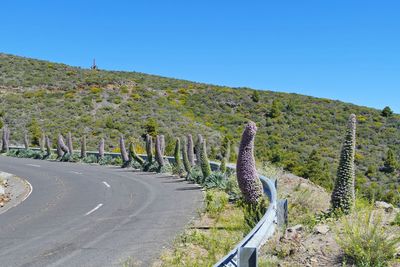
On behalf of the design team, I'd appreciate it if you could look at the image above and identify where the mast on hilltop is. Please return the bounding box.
[91,58,98,70]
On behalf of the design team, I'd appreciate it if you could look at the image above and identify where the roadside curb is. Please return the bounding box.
[0,171,32,215]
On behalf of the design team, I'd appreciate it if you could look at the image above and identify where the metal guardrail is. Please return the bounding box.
[214,172,287,267]
[8,146,287,266]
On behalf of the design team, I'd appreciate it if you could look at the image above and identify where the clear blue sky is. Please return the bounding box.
[1,0,399,113]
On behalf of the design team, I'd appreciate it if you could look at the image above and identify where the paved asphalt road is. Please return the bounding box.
[0,156,203,267]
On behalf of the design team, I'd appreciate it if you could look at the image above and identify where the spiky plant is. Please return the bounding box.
[155,135,164,167]
[80,135,87,158]
[187,134,195,166]
[67,132,73,154]
[1,125,9,153]
[200,139,212,182]
[195,134,203,166]
[236,121,263,205]
[23,133,29,150]
[330,114,357,214]
[182,137,192,177]
[145,134,153,162]
[119,134,129,164]
[128,142,144,166]
[98,138,105,159]
[174,138,184,175]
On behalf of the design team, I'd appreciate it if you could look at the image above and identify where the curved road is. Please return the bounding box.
[0,156,203,267]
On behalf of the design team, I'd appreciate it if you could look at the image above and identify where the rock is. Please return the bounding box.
[287,224,303,233]
[0,185,4,195]
[375,201,394,212]
[314,225,330,235]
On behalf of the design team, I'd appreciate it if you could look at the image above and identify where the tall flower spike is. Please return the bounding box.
[57,134,69,159]
[80,135,87,158]
[119,134,129,163]
[146,134,153,162]
[187,134,195,166]
[98,138,105,159]
[236,121,263,205]
[155,135,164,167]
[24,133,29,150]
[160,135,165,156]
[182,137,192,176]
[195,134,203,166]
[200,139,212,180]
[330,114,357,214]
[45,135,52,157]
[40,133,46,152]
[67,132,73,154]
[174,138,183,172]
[1,125,9,153]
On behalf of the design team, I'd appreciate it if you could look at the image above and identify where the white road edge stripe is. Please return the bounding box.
[70,171,83,175]
[85,203,103,216]
[102,181,111,188]
[26,164,41,168]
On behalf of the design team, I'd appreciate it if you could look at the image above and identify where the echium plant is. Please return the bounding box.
[67,132,73,154]
[40,133,46,152]
[24,133,29,150]
[155,135,164,167]
[98,138,105,159]
[330,114,357,214]
[80,135,87,158]
[174,138,183,174]
[200,139,212,181]
[187,134,195,166]
[119,134,129,164]
[57,134,69,158]
[45,135,52,157]
[182,137,192,176]
[145,134,153,162]
[1,125,10,153]
[195,134,203,166]
[160,135,165,156]
[128,142,144,166]
[236,121,263,205]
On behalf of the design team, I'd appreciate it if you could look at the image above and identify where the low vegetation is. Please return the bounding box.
[0,53,399,207]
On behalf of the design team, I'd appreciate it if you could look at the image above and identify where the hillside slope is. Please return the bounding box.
[0,53,399,205]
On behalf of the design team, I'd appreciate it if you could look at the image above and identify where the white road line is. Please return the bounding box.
[102,181,111,188]
[85,203,103,216]
[70,171,83,175]
[26,164,41,168]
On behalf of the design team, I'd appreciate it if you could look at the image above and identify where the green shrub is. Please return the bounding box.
[205,190,229,217]
[336,206,400,267]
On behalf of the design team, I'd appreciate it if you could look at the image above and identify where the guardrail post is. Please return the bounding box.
[238,247,257,267]
[277,199,288,227]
